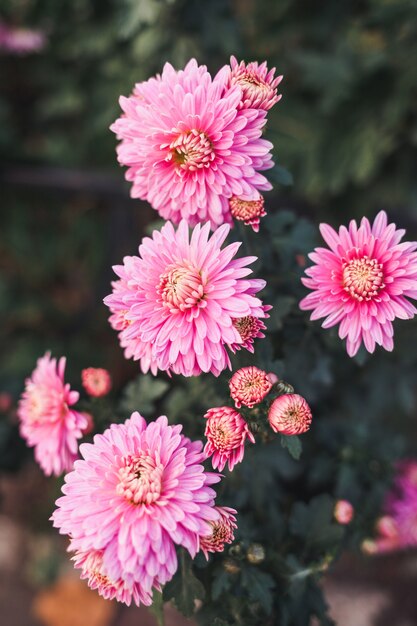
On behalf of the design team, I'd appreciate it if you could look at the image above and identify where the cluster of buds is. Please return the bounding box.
[203,366,313,474]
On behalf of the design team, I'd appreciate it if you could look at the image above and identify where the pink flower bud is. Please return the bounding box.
[80,412,94,436]
[200,506,237,559]
[81,368,112,397]
[229,366,272,409]
[204,406,255,472]
[334,500,354,525]
[268,394,312,436]
[266,372,279,385]
[229,196,266,232]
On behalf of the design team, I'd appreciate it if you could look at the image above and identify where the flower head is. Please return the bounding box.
[200,506,237,559]
[104,220,269,377]
[229,195,266,232]
[230,314,269,353]
[300,211,417,356]
[334,500,354,525]
[17,353,88,476]
[228,56,283,111]
[268,393,312,436]
[204,406,255,471]
[111,59,274,228]
[229,366,272,408]
[0,21,46,55]
[52,412,221,606]
[82,368,112,397]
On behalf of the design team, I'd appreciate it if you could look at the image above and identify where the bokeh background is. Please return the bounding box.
[1,1,417,625]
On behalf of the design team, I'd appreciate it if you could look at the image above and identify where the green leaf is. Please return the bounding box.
[163,551,205,618]
[241,566,275,614]
[281,435,302,460]
[149,590,165,626]
[120,375,169,416]
[211,570,232,601]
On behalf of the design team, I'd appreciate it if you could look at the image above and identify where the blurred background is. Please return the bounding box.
[1,1,417,625]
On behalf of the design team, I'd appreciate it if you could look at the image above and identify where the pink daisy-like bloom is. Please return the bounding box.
[268,393,312,436]
[300,211,417,357]
[204,406,255,472]
[104,220,269,377]
[52,412,221,606]
[228,56,283,111]
[17,353,88,476]
[111,58,274,228]
[229,366,272,408]
[200,506,237,559]
[81,367,112,397]
[334,500,354,525]
[229,195,266,232]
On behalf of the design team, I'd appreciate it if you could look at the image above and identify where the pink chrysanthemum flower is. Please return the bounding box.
[111,59,274,228]
[104,220,269,377]
[229,195,267,232]
[200,506,237,559]
[230,314,269,354]
[17,353,88,476]
[52,412,221,606]
[204,406,255,472]
[228,56,283,111]
[268,394,312,436]
[385,460,417,547]
[334,500,354,525]
[229,366,272,408]
[81,368,112,397]
[300,211,417,357]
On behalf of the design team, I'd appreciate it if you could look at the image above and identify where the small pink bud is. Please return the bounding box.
[376,516,398,539]
[268,394,312,436]
[80,412,94,435]
[200,506,237,559]
[266,372,279,385]
[334,500,354,525]
[0,392,13,412]
[81,368,112,397]
[204,406,255,472]
[229,366,272,408]
[361,539,378,555]
[229,196,266,232]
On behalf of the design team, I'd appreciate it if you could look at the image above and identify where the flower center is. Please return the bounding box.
[158,262,206,313]
[116,454,163,505]
[342,256,385,301]
[168,130,215,172]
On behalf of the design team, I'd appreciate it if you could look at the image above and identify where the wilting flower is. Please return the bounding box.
[228,56,283,111]
[204,406,255,471]
[104,220,269,377]
[268,393,312,436]
[200,506,237,559]
[0,21,46,54]
[111,58,274,228]
[81,368,112,397]
[229,195,266,232]
[334,500,354,525]
[52,412,221,606]
[229,366,272,408]
[17,353,88,476]
[300,211,417,356]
